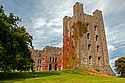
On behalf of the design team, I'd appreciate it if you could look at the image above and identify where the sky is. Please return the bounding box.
[0,0,125,70]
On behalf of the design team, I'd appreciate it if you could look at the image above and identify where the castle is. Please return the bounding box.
[63,2,114,76]
[31,2,114,76]
[30,46,62,71]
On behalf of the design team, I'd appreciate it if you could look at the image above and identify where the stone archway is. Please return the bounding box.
[54,64,57,70]
[49,64,52,70]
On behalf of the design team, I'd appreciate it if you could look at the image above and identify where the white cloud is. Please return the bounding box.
[109,57,119,68]
[32,18,46,29]
[46,18,62,27]
[2,0,125,54]
[108,45,117,51]
[107,24,125,50]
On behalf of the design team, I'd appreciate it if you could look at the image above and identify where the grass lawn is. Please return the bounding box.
[0,70,125,83]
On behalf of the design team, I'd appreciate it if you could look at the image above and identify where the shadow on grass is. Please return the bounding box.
[0,71,60,81]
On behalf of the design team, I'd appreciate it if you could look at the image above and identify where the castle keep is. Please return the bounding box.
[63,2,114,75]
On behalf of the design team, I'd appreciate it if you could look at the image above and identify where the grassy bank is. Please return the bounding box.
[0,70,125,83]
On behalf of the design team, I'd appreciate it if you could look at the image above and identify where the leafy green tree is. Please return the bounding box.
[115,57,125,78]
[0,5,33,73]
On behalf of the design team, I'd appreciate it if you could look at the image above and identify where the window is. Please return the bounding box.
[86,23,89,27]
[38,59,39,64]
[49,64,52,70]
[95,26,97,31]
[39,60,41,64]
[55,57,57,62]
[89,56,92,64]
[98,57,101,65]
[72,57,75,60]
[87,33,90,39]
[97,46,99,52]
[88,44,91,51]
[53,57,54,61]
[96,35,98,41]
[50,57,52,61]
[39,54,41,57]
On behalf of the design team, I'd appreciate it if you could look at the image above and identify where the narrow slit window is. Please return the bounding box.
[87,33,90,39]
[88,44,91,51]
[50,57,51,61]
[97,46,99,52]
[53,57,54,62]
[98,57,101,65]
[39,59,41,64]
[96,35,98,41]
[55,57,57,62]
[86,23,89,27]
[89,56,92,64]
[95,26,97,31]
[38,59,39,64]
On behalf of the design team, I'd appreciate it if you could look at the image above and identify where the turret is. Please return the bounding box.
[93,9,103,22]
[73,2,84,18]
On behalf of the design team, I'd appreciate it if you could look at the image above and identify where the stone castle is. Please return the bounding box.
[63,2,114,76]
[31,2,114,76]
[30,46,62,71]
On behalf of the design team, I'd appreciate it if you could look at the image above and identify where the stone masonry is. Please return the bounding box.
[63,2,114,76]
[30,46,62,71]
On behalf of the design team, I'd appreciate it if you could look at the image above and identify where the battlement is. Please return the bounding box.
[73,2,84,16]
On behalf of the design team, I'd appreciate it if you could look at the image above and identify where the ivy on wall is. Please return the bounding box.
[63,20,87,69]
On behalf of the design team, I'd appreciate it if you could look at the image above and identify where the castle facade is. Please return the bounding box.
[63,2,114,76]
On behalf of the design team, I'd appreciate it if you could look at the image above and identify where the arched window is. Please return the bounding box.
[86,23,89,27]
[38,59,39,64]
[97,46,99,52]
[39,59,41,64]
[95,26,97,31]
[50,57,52,61]
[98,57,101,66]
[49,64,52,70]
[89,56,92,64]
[96,35,98,41]
[39,54,41,57]
[53,57,54,62]
[87,33,90,39]
[88,44,91,51]
[55,57,57,62]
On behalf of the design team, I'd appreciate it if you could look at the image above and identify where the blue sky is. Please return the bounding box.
[0,0,125,69]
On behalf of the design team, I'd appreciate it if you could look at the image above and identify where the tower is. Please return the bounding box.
[63,2,114,76]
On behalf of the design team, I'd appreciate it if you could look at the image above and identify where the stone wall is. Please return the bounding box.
[30,46,62,71]
[63,2,114,76]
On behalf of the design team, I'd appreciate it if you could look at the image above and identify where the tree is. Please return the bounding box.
[0,5,34,73]
[115,57,125,78]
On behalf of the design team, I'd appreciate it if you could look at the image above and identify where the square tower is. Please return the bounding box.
[63,2,114,76]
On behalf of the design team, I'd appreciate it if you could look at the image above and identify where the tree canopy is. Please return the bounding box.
[115,57,125,78]
[0,5,33,73]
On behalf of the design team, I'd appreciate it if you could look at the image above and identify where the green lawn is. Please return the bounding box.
[0,70,125,83]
